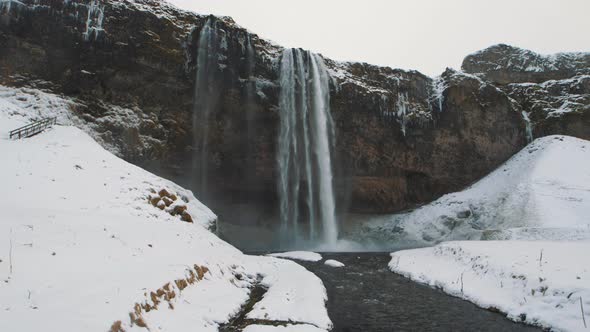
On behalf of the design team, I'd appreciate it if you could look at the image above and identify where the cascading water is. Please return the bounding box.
[192,17,222,199]
[277,48,338,247]
[522,111,534,143]
[243,34,257,196]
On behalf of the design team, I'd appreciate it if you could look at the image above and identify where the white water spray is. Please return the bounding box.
[277,49,338,247]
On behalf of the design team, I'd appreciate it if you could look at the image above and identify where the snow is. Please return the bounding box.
[508,75,590,120]
[248,257,332,330]
[243,324,326,332]
[0,86,331,331]
[382,134,590,331]
[390,241,590,331]
[267,251,323,262]
[361,135,590,246]
[324,259,345,268]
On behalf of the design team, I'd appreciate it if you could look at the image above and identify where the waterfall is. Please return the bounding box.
[192,17,222,198]
[243,34,257,200]
[277,48,338,247]
[522,111,534,143]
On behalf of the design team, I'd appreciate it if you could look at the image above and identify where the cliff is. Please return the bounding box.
[1,0,587,222]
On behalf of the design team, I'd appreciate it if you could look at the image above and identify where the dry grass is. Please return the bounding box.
[119,264,210,330]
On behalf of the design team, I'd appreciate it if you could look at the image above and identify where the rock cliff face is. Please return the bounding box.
[462,44,590,142]
[0,1,587,225]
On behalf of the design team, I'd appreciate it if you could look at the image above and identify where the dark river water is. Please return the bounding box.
[295,253,540,332]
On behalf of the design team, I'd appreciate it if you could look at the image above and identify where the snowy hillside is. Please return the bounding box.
[381,134,590,331]
[361,135,590,246]
[0,86,332,331]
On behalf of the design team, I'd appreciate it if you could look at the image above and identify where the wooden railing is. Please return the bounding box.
[9,117,57,139]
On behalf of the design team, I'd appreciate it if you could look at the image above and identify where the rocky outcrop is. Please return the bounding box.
[329,67,526,213]
[462,43,590,84]
[0,0,586,222]
[463,44,590,141]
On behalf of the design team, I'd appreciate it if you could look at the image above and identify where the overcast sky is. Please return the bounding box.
[169,0,590,76]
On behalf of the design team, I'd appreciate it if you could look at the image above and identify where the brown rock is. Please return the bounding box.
[171,205,187,216]
[158,189,171,198]
[180,211,193,223]
[149,196,160,207]
[109,321,124,332]
[161,196,173,207]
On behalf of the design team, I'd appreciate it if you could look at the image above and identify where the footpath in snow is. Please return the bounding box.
[0,85,332,332]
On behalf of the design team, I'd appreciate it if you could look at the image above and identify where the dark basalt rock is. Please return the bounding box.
[462,44,590,84]
[463,44,590,141]
[0,0,587,222]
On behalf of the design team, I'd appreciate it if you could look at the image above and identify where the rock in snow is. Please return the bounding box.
[267,251,323,262]
[0,86,332,332]
[390,241,590,331]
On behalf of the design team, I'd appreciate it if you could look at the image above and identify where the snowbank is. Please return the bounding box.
[248,257,332,330]
[267,251,323,262]
[0,86,331,332]
[362,135,590,246]
[390,241,590,331]
[324,260,345,268]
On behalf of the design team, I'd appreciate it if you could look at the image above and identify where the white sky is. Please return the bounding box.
[169,0,590,76]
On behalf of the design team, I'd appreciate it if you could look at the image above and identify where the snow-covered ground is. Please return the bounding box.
[362,135,590,246]
[390,241,590,331]
[0,85,332,331]
[268,251,323,262]
[385,135,590,331]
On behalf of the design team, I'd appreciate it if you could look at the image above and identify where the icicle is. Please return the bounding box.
[396,92,410,136]
[82,0,104,41]
[430,76,446,112]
